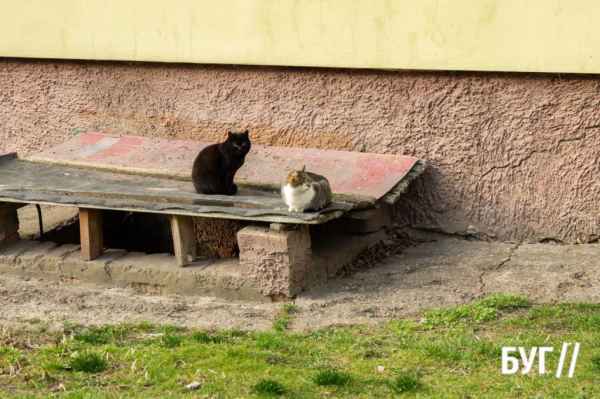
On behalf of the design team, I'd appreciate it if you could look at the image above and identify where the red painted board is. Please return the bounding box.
[24,133,419,202]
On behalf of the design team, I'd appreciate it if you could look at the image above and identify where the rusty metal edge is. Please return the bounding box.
[378,159,427,205]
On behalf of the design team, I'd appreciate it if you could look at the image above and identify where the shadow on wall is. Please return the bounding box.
[393,165,467,238]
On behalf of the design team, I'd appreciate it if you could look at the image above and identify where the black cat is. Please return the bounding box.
[191,130,251,195]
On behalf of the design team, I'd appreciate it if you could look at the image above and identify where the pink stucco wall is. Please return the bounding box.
[1,59,598,243]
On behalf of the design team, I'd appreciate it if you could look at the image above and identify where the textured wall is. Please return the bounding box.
[1,59,599,243]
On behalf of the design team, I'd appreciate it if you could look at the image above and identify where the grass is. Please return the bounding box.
[1,294,600,397]
[591,355,600,371]
[159,333,184,348]
[272,302,300,332]
[312,368,354,386]
[72,325,128,345]
[69,352,108,373]
[252,378,286,396]
[390,374,422,393]
[422,294,531,326]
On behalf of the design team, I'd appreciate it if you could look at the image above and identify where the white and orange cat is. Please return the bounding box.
[281,166,333,212]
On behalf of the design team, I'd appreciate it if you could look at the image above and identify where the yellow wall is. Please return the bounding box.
[1,0,599,73]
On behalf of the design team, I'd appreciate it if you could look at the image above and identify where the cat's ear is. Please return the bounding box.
[301,165,306,172]
[243,130,249,136]
[227,131,232,139]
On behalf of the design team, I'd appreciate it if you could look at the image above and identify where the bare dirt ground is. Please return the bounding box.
[2,205,600,332]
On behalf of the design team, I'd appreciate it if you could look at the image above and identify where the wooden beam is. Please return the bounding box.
[80,208,103,261]
[171,215,197,267]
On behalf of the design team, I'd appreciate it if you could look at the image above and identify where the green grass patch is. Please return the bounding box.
[273,316,294,332]
[137,320,154,331]
[272,303,300,332]
[73,325,128,345]
[2,294,600,398]
[390,374,422,393]
[252,378,286,396]
[282,303,300,315]
[312,368,354,386]
[192,330,226,344]
[424,294,531,326]
[69,352,108,373]
[160,333,184,348]
[477,294,531,310]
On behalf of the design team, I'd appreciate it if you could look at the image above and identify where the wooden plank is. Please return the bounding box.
[171,215,197,267]
[79,208,103,261]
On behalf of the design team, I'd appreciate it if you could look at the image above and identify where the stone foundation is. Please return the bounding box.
[317,205,393,235]
[0,205,388,300]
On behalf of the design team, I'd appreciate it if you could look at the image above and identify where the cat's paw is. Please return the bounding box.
[227,184,238,196]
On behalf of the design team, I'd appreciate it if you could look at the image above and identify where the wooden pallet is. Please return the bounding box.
[1,133,424,266]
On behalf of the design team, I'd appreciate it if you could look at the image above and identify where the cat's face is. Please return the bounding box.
[287,166,309,188]
[227,130,251,155]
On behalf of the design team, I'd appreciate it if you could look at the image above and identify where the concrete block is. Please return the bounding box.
[317,205,393,235]
[59,248,127,284]
[312,229,388,279]
[108,252,267,301]
[237,224,312,297]
[0,240,59,280]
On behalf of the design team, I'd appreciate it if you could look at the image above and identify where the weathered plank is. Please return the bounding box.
[80,208,103,261]
[170,215,197,267]
[0,153,350,224]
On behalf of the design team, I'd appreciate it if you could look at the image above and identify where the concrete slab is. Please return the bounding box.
[1,237,600,331]
[0,241,266,301]
[0,225,386,302]
[0,240,57,264]
[482,243,600,303]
